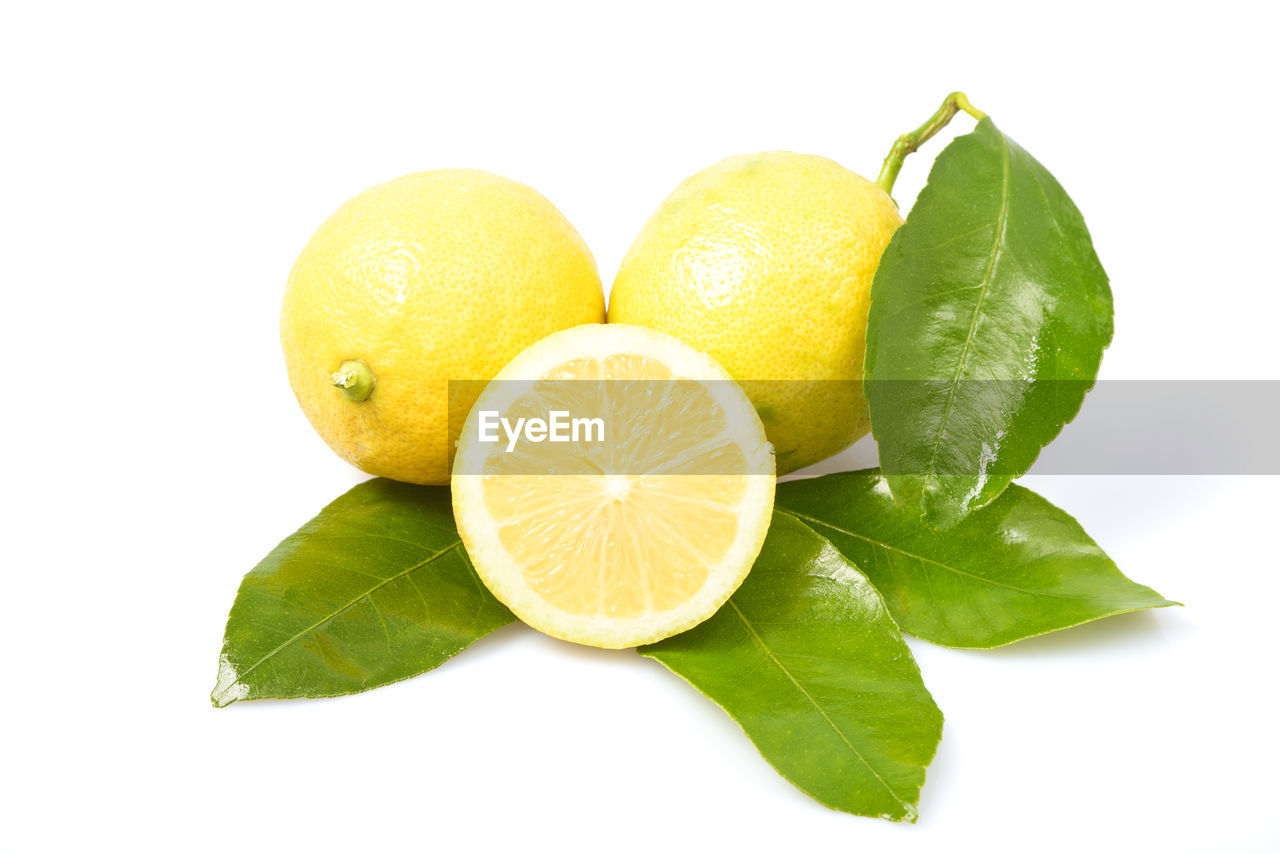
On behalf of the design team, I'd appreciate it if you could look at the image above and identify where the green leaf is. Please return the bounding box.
[641,513,943,822]
[865,117,1114,529]
[212,479,513,707]
[775,469,1177,649]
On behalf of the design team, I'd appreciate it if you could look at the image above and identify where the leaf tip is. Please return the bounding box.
[211,653,249,708]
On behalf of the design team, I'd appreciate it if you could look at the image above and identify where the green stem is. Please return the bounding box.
[875,92,987,197]
[331,360,375,402]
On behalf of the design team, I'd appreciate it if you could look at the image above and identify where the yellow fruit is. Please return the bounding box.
[608,152,902,473]
[281,170,604,484]
[452,324,775,648]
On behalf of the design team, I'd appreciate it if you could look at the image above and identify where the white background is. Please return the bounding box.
[4,1,1278,851]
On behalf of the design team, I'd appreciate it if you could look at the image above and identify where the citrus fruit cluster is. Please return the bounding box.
[281,159,900,646]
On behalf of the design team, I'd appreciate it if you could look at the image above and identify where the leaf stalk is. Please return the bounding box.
[875,92,986,197]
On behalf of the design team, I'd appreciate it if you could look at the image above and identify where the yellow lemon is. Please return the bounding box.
[452,324,775,648]
[608,152,902,473]
[281,170,604,484]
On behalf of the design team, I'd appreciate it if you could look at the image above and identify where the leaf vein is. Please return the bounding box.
[923,131,1012,479]
[775,507,1105,601]
[725,599,911,813]
[216,541,463,699]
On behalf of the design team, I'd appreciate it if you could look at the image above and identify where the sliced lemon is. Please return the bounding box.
[452,323,775,648]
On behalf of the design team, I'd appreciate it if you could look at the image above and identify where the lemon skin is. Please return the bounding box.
[282,170,605,484]
[608,152,901,473]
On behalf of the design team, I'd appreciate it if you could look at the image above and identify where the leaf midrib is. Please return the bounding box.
[724,599,912,815]
[923,130,1013,480]
[214,541,464,701]
[775,506,1113,602]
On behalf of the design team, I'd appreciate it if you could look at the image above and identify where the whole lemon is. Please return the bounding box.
[607,152,901,473]
[282,170,604,484]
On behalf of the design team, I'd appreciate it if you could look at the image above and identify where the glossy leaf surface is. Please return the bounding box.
[642,513,942,821]
[776,470,1176,648]
[212,480,513,707]
[865,117,1114,528]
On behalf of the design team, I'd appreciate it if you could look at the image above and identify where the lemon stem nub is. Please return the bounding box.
[875,91,987,198]
[331,360,375,402]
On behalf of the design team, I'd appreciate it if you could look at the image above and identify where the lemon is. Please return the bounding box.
[452,324,775,648]
[281,170,604,485]
[608,152,902,473]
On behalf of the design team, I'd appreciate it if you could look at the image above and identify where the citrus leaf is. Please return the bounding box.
[865,117,1114,529]
[212,479,513,707]
[641,513,943,822]
[776,469,1177,649]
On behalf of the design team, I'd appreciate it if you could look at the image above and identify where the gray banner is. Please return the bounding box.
[448,380,1280,475]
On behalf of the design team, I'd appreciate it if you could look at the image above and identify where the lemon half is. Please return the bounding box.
[452,324,775,648]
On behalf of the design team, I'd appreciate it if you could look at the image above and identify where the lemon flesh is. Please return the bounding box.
[452,324,775,649]
[281,169,604,485]
[608,151,902,473]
